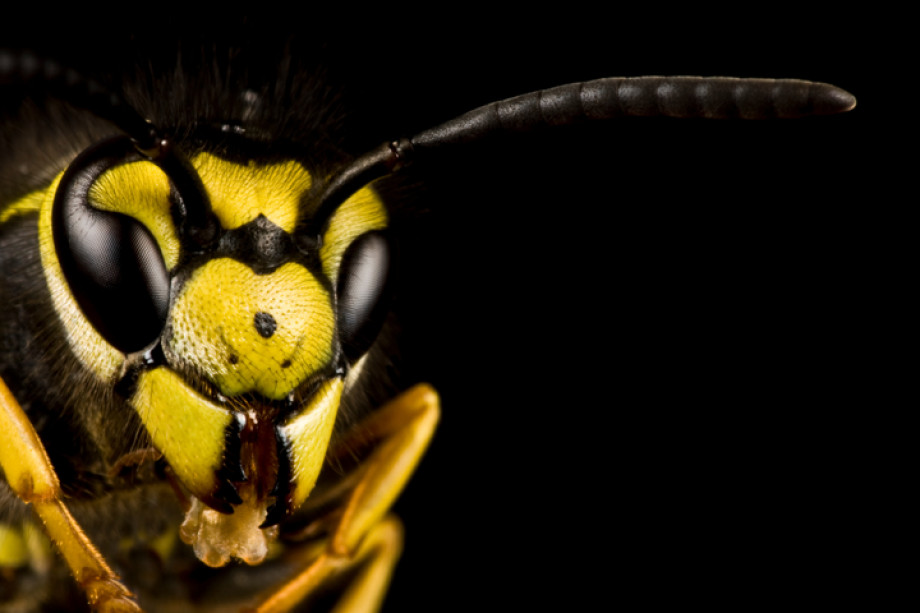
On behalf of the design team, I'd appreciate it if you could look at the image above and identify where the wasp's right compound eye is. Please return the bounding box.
[52,138,170,355]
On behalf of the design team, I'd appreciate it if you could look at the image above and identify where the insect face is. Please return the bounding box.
[28,129,394,567]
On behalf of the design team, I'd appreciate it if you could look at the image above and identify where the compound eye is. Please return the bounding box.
[52,138,170,354]
[336,230,394,363]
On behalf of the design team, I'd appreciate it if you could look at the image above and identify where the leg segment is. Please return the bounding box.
[0,376,141,612]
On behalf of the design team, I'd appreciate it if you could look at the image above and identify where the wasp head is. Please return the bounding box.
[39,136,392,567]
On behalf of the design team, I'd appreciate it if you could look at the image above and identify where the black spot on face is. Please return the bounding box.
[229,354,239,364]
[254,311,277,338]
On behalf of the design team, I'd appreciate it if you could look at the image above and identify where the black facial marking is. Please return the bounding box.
[254,311,277,338]
[219,214,297,275]
[261,426,294,528]
[172,213,334,299]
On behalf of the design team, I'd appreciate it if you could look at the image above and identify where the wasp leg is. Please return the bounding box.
[329,516,404,613]
[255,383,439,613]
[0,376,142,612]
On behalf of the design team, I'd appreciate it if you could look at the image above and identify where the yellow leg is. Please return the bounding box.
[0,376,141,612]
[330,516,404,613]
[254,383,440,613]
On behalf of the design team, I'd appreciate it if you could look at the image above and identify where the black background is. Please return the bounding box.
[3,9,876,611]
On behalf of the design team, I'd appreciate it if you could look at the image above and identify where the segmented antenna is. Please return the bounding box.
[305,76,856,237]
[413,77,855,149]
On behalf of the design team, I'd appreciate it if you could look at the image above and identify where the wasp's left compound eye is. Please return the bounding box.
[336,230,394,363]
[52,138,170,354]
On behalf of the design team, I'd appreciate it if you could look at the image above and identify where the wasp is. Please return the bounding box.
[0,29,857,612]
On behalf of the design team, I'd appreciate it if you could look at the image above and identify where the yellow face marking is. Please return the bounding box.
[88,161,180,269]
[280,378,344,508]
[168,259,334,399]
[132,367,234,497]
[193,154,311,232]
